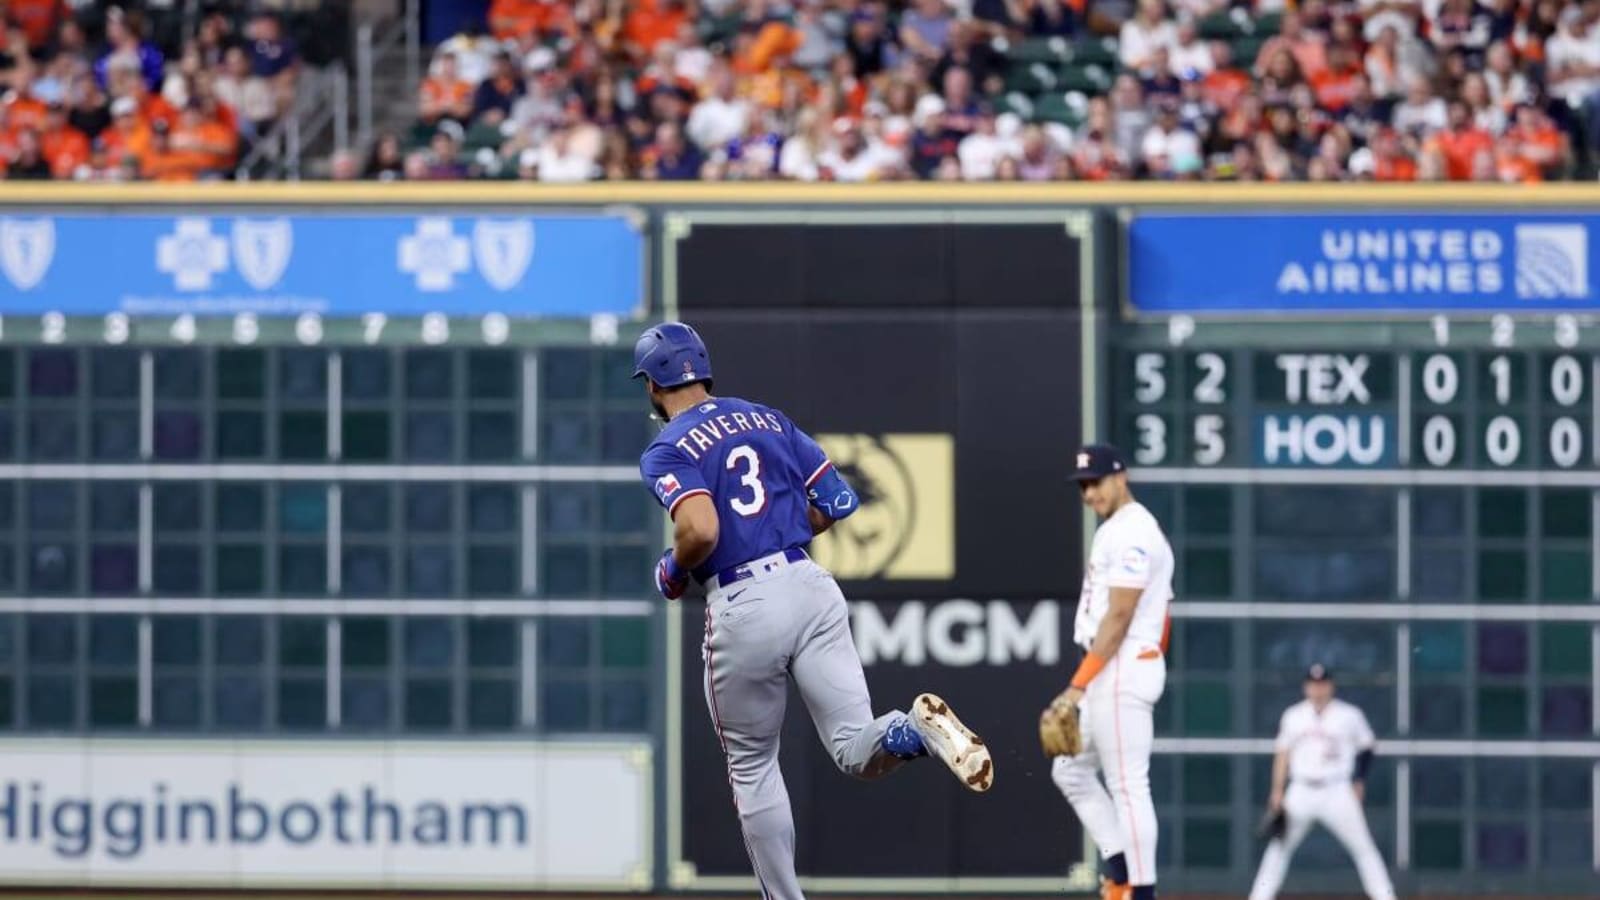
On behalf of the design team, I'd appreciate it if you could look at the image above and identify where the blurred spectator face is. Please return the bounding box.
[1306,156,1334,181]
[1447,101,1470,130]
[1327,45,1353,73]
[403,151,430,179]
[1280,12,1302,39]
[942,66,971,105]
[995,156,1021,181]
[1329,17,1357,47]
[1148,46,1171,76]
[1112,75,1142,108]
[438,54,460,82]
[376,135,401,166]
[1406,78,1432,105]
[934,155,961,180]
[107,13,132,48]
[1209,41,1233,70]
[58,20,85,54]
[1462,74,1489,108]
[1486,41,1514,75]
[916,0,946,20]
[225,47,250,78]
[1266,50,1297,84]
[1137,0,1165,24]
[656,122,686,154]
[431,132,459,164]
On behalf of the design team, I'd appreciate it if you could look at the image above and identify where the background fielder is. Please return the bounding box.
[634,322,994,900]
[1045,444,1172,900]
[1248,664,1396,900]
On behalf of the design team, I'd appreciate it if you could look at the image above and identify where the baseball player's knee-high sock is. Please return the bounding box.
[1051,754,1126,861]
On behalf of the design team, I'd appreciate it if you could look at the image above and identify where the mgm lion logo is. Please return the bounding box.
[809,433,954,580]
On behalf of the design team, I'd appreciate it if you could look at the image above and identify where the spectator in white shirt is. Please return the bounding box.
[1141,98,1201,177]
[686,64,750,151]
[817,117,901,181]
[1169,18,1214,77]
[1358,0,1423,42]
[435,21,498,86]
[958,112,1023,179]
[1545,6,1600,109]
[1391,75,1448,136]
[1119,0,1179,71]
[1482,40,1530,112]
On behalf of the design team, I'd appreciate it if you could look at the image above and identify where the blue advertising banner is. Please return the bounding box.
[1129,213,1596,313]
[0,211,642,316]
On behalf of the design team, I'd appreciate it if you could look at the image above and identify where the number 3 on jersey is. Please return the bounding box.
[726,446,767,516]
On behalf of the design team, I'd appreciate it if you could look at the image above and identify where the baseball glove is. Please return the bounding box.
[1256,808,1287,842]
[1038,697,1083,757]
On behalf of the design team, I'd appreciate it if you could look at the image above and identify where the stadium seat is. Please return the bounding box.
[1071,38,1119,68]
[1006,61,1060,94]
[1010,35,1074,66]
[1033,92,1087,127]
[1058,64,1112,96]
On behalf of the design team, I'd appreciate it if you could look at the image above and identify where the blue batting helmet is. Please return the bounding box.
[631,322,713,388]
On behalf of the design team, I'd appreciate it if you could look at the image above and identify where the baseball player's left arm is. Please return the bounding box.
[1350,708,1378,803]
[1057,544,1152,705]
[788,421,858,535]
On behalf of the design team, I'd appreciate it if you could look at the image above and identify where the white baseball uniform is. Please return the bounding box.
[1248,698,1396,900]
[1051,500,1172,887]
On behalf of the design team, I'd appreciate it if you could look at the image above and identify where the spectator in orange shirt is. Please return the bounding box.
[1202,42,1252,112]
[419,52,473,127]
[167,101,237,177]
[1369,127,1418,181]
[4,76,48,133]
[1426,100,1495,179]
[9,0,69,53]
[1496,102,1569,181]
[488,0,575,41]
[38,100,88,178]
[109,65,177,131]
[1256,11,1328,80]
[1309,43,1363,112]
[140,120,195,181]
[624,0,690,60]
[99,94,151,170]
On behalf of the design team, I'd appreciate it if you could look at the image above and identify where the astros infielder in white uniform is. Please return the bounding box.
[1248,664,1396,900]
[1049,444,1172,900]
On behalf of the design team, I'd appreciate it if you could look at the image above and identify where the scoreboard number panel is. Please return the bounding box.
[0,312,617,348]
[1115,349,1240,467]
[1120,338,1598,472]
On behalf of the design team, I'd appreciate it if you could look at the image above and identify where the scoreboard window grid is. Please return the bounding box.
[1118,340,1599,881]
[0,344,659,737]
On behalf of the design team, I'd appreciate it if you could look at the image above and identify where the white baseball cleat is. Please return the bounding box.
[911,692,994,792]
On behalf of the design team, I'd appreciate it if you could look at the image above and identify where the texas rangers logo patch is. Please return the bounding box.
[655,473,682,498]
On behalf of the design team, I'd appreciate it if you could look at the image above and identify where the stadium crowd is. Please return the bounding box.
[0,1,320,181]
[360,0,1598,183]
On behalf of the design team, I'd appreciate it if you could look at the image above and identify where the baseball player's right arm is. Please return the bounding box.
[642,445,720,598]
[1269,710,1292,811]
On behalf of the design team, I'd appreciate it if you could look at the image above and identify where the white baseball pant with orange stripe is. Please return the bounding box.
[1051,640,1167,887]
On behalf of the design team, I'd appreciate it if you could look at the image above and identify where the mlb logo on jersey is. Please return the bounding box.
[1119,546,1150,577]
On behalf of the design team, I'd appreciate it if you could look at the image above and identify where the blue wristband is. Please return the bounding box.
[661,549,687,582]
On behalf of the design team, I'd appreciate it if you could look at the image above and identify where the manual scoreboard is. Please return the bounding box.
[1115,317,1596,473]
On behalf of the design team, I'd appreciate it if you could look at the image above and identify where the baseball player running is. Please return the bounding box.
[1040,444,1172,900]
[634,322,994,900]
[1248,664,1396,900]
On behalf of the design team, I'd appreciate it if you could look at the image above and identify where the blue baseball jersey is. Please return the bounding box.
[640,396,832,582]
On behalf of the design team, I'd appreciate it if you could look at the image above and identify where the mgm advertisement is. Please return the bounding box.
[664,214,1096,891]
